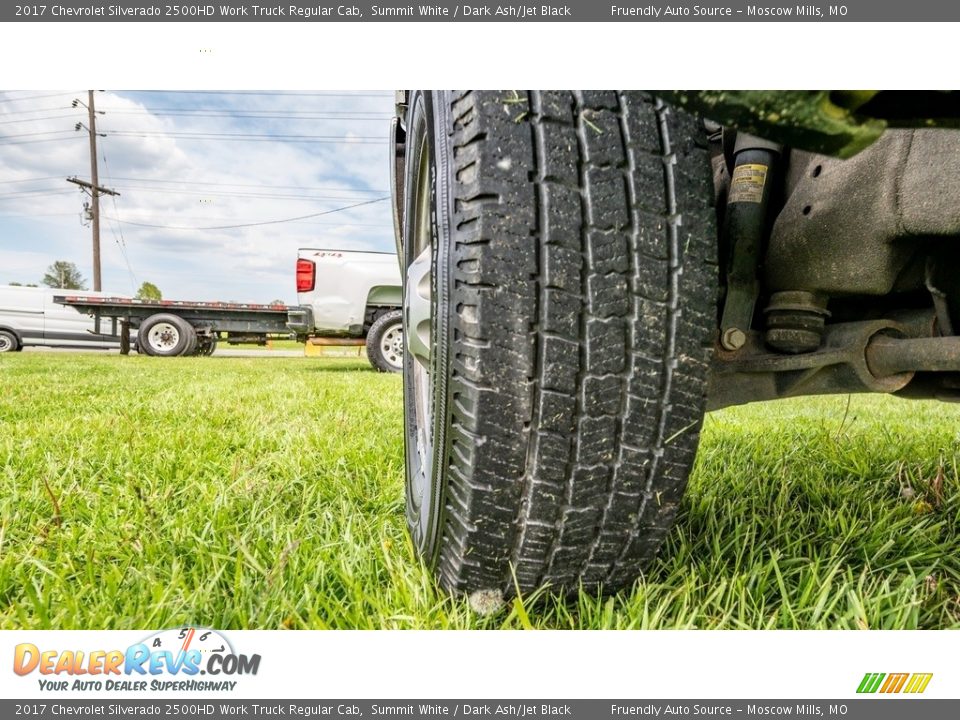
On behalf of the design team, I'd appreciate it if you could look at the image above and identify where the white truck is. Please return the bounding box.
[286,248,403,372]
[4,249,402,371]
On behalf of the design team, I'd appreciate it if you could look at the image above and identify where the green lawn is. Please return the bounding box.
[0,353,957,629]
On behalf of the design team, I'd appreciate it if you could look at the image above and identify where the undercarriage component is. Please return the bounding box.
[225,333,267,345]
[711,308,960,409]
[766,130,960,300]
[866,336,960,377]
[659,91,960,159]
[719,133,781,351]
[764,290,830,354]
[659,91,886,159]
[708,319,916,411]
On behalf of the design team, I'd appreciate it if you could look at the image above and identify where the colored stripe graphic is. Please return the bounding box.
[904,673,934,694]
[857,673,885,693]
[857,672,932,694]
[880,673,909,693]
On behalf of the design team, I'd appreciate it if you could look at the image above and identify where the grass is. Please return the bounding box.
[0,353,958,629]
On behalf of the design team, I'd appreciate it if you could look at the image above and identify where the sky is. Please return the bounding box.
[0,90,394,304]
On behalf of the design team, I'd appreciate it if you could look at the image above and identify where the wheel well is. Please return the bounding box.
[364,305,401,333]
[367,284,402,308]
[0,326,22,345]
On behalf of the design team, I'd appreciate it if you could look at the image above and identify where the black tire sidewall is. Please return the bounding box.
[139,314,197,357]
[402,91,453,566]
[0,330,18,352]
[201,334,218,356]
[366,310,403,372]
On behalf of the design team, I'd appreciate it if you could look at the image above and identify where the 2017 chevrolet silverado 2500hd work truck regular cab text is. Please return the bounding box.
[390,90,960,599]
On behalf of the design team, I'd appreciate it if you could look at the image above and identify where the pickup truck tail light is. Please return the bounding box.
[296,259,315,293]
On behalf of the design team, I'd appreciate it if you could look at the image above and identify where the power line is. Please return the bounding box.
[0,212,80,218]
[1,126,387,144]
[0,137,84,146]
[0,105,75,115]
[0,191,75,201]
[101,106,390,114]
[0,184,388,203]
[99,109,391,119]
[0,176,67,184]
[115,216,390,227]
[108,209,391,225]
[129,91,392,98]
[108,185,384,202]
[0,92,79,104]
[112,131,385,139]
[0,113,83,125]
[105,134,387,145]
[104,196,388,231]
[0,129,76,139]
[103,211,138,292]
[0,187,78,198]
[108,176,388,193]
[104,130,387,145]
[100,140,138,292]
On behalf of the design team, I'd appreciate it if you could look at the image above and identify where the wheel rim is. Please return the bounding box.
[0,335,13,352]
[379,322,404,369]
[405,125,435,548]
[147,322,180,352]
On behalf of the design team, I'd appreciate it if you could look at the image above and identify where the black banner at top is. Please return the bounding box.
[1,0,957,22]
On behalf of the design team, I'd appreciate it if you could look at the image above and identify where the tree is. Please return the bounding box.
[9,282,38,287]
[135,282,162,301]
[270,299,286,306]
[41,261,87,290]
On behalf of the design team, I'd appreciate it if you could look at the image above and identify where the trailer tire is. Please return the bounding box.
[139,313,198,357]
[366,309,403,373]
[402,91,718,597]
[197,333,218,356]
[0,330,19,353]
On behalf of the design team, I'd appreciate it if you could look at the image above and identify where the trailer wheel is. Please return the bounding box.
[139,313,198,357]
[366,309,403,372]
[197,333,218,356]
[0,330,19,353]
[401,91,718,597]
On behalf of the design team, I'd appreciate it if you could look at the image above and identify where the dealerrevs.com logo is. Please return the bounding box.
[857,672,933,694]
[13,627,261,693]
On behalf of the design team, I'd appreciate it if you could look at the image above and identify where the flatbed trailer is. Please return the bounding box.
[55,295,296,356]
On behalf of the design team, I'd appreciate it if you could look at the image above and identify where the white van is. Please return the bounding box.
[0,285,126,353]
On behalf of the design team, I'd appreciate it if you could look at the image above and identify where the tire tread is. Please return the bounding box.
[435,91,717,595]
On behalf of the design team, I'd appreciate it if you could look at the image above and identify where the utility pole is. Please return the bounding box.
[70,91,118,291]
[87,90,102,292]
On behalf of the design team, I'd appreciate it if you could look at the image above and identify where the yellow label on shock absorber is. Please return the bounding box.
[728,163,769,203]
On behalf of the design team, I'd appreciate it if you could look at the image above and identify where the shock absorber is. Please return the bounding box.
[719,133,782,351]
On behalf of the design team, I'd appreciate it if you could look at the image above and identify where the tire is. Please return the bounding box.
[197,333,218,356]
[139,314,198,357]
[401,91,718,597]
[0,330,19,353]
[366,309,404,373]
